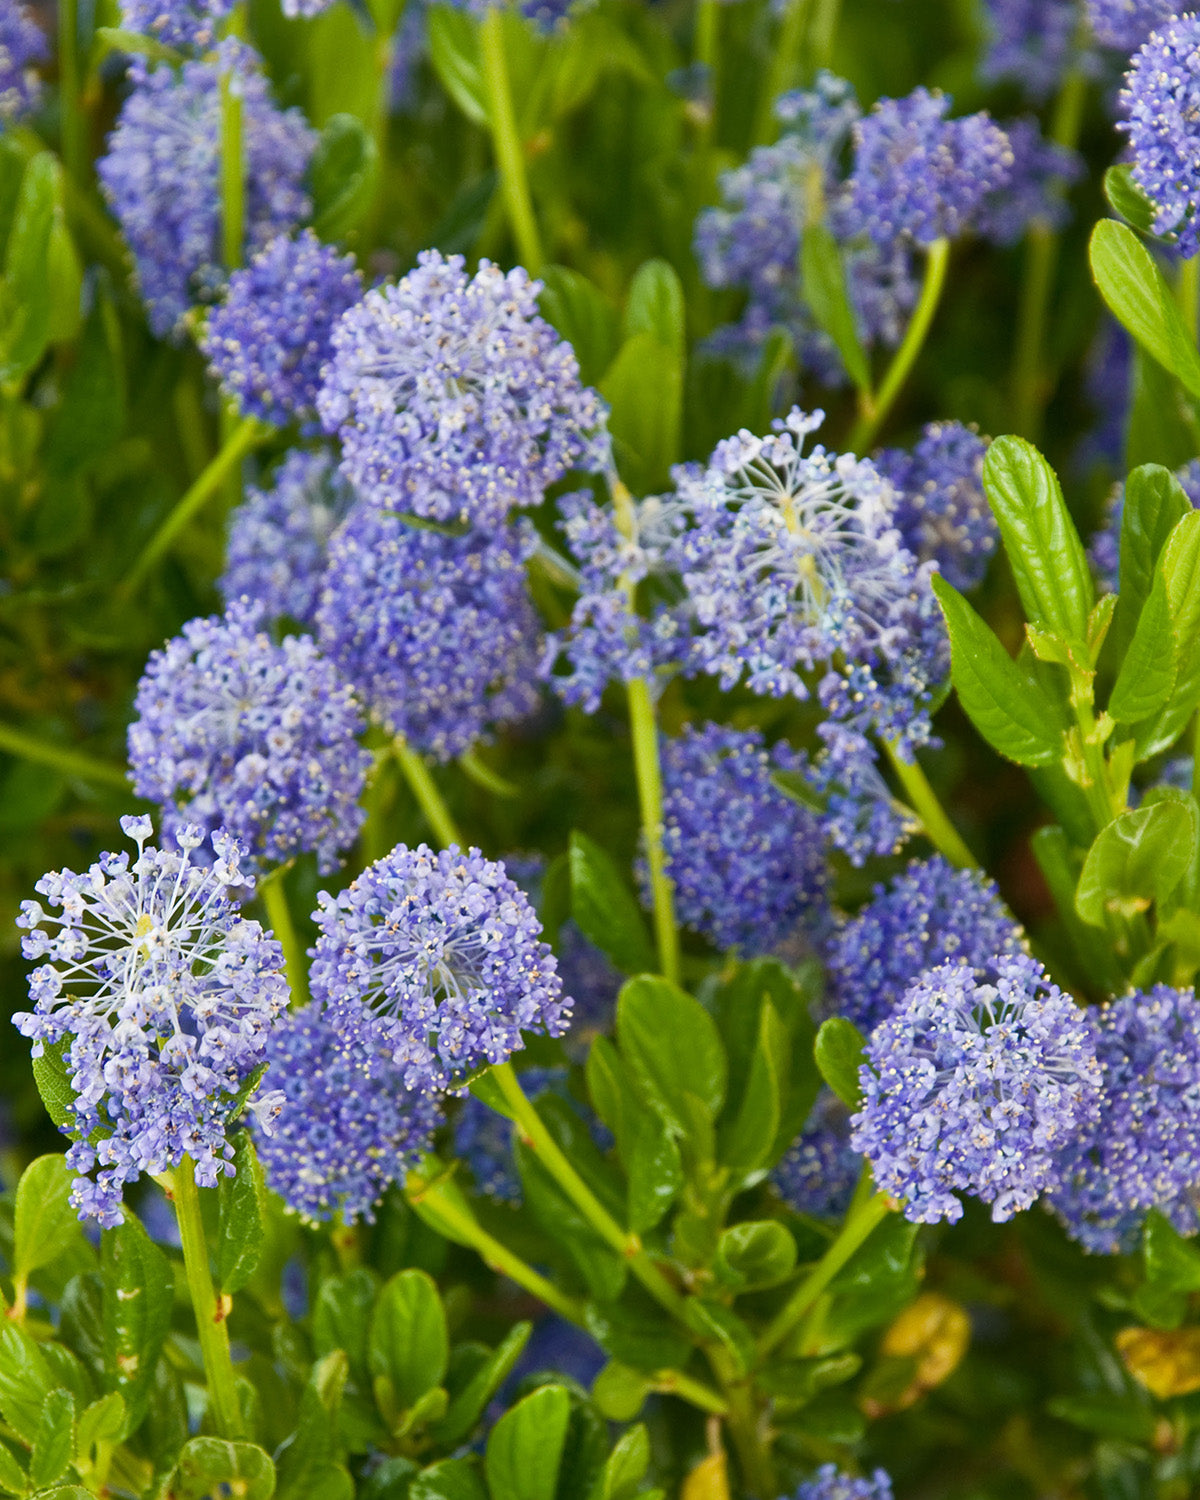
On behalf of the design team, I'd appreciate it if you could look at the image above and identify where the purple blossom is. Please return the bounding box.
[0,0,46,122]
[14,816,288,1225]
[203,231,363,427]
[975,117,1083,248]
[310,844,571,1093]
[1087,0,1175,52]
[803,723,918,868]
[128,601,370,875]
[317,250,606,527]
[875,421,996,591]
[1119,15,1200,258]
[117,0,231,49]
[850,954,1102,1224]
[792,1465,895,1500]
[773,1090,861,1220]
[980,0,1079,100]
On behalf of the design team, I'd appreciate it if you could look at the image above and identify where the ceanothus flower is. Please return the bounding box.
[128,601,370,875]
[975,117,1083,248]
[446,0,578,29]
[310,844,571,1093]
[826,856,1027,1035]
[203,231,363,427]
[317,251,606,526]
[773,1090,861,1220]
[850,954,1102,1224]
[647,723,829,955]
[1048,986,1200,1254]
[14,816,288,1226]
[803,723,918,868]
[1088,458,1200,592]
[792,1465,895,1500]
[98,44,316,339]
[1119,15,1200,258]
[875,422,996,592]
[317,504,542,762]
[1087,0,1175,52]
[454,1067,572,1201]
[222,448,356,629]
[980,0,1079,100]
[669,408,947,756]
[118,0,231,49]
[0,0,46,123]
[846,88,1013,248]
[254,1002,441,1224]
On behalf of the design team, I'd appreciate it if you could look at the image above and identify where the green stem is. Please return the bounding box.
[259,865,309,1007]
[694,0,720,133]
[170,1157,245,1439]
[808,0,842,68]
[117,415,264,598]
[0,722,129,789]
[753,0,810,145]
[458,747,518,798]
[394,737,464,847]
[759,1185,891,1357]
[58,0,85,184]
[881,739,977,870]
[650,1369,729,1416]
[490,1061,690,1322]
[720,1377,774,1499]
[219,51,245,272]
[479,6,544,271]
[850,237,950,452]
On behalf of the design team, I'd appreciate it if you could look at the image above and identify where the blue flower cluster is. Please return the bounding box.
[980,0,1079,100]
[773,1089,861,1221]
[793,1466,894,1500]
[118,0,231,49]
[827,856,1026,1034]
[801,723,918,868]
[1088,0,1175,52]
[851,954,1102,1224]
[974,117,1083,249]
[650,723,828,956]
[14,816,288,1225]
[0,0,45,123]
[1120,14,1200,258]
[876,421,996,592]
[128,601,370,874]
[98,43,315,337]
[317,250,606,526]
[309,843,571,1093]
[317,505,542,761]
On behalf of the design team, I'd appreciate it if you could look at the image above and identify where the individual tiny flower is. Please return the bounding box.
[221,448,356,629]
[773,1090,861,1220]
[826,856,1027,1035]
[646,723,828,956]
[310,844,571,1093]
[846,87,1013,248]
[317,505,542,762]
[317,250,606,526]
[792,1464,895,1500]
[803,723,919,868]
[1120,15,1200,258]
[128,601,371,874]
[1088,458,1200,592]
[979,0,1080,101]
[255,1002,441,1224]
[0,0,46,123]
[14,816,288,1226]
[974,117,1083,248]
[850,954,1102,1224]
[875,421,996,591]
[203,231,363,427]
[118,0,230,49]
[98,43,316,338]
[1087,0,1175,52]
[1048,986,1200,1254]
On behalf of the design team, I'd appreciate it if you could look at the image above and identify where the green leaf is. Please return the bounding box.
[74,1392,126,1469]
[582,1303,692,1373]
[569,831,656,976]
[0,1324,55,1441]
[32,1037,77,1134]
[1143,1209,1200,1293]
[485,1385,571,1500]
[801,221,870,392]
[1090,219,1200,400]
[1135,511,1200,757]
[312,1269,379,1385]
[13,1154,79,1285]
[30,1388,75,1491]
[430,1323,531,1449]
[717,1000,787,1179]
[1109,572,1176,724]
[217,1133,267,1295]
[626,1112,683,1234]
[715,1221,797,1291]
[590,1363,649,1423]
[514,1140,626,1301]
[588,1425,650,1500]
[931,575,1064,767]
[410,1458,487,1500]
[622,260,685,357]
[981,436,1094,644]
[814,1017,867,1109]
[0,1438,27,1496]
[600,332,683,495]
[0,152,57,386]
[311,115,379,239]
[1048,1395,1157,1445]
[426,5,487,126]
[170,1438,276,1500]
[1104,164,1157,236]
[616,975,726,1140]
[44,277,125,480]
[1076,793,1199,926]
[307,3,378,123]
[368,1270,449,1413]
[100,1214,173,1427]
[538,268,620,388]
[1117,465,1192,652]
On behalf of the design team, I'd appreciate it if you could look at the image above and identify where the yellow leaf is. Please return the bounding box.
[682,1451,730,1500]
[1117,1326,1200,1399]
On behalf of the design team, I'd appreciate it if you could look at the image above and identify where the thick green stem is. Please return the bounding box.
[882,739,977,870]
[759,1185,891,1357]
[459,747,518,798]
[721,1378,774,1499]
[850,237,950,452]
[479,6,544,271]
[491,1061,689,1322]
[58,0,85,184]
[171,1157,245,1439]
[694,0,720,133]
[394,737,464,847]
[219,50,245,272]
[808,0,842,67]
[0,722,128,789]
[259,865,308,1007]
[753,0,810,144]
[117,415,264,598]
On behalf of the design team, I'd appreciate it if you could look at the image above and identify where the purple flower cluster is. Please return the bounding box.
[1087,0,1175,52]
[980,0,1079,100]
[793,1466,894,1500]
[14,816,288,1225]
[317,251,606,527]
[448,0,576,29]
[255,1002,441,1224]
[317,505,542,761]
[851,954,1102,1224]
[203,231,363,427]
[826,856,1027,1035]
[876,421,996,592]
[128,602,370,874]
[1048,987,1200,1254]
[773,1090,861,1220]
[309,843,571,1092]
[802,723,918,867]
[222,448,356,629]
[649,723,828,955]
[975,117,1083,248]
[1120,14,1200,258]
[98,44,315,338]
[0,0,45,123]
[118,0,231,49]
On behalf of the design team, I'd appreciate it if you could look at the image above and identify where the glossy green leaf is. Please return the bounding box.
[622,259,685,357]
[217,1133,267,1295]
[715,1220,797,1290]
[1109,572,1176,724]
[717,999,787,1178]
[30,1388,75,1491]
[74,1391,126,1468]
[1135,511,1200,757]
[814,1017,867,1109]
[430,1323,531,1449]
[569,831,656,976]
[311,115,379,239]
[274,1352,348,1500]
[1090,219,1200,399]
[426,4,487,126]
[13,1153,79,1285]
[1117,464,1192,652]
[0,152,57,386]
[410,1458,487,1500]
[515,1138,626,1301]
[801,220,870,392]
[626,1111,683,1233]
[601,331,684,495]
[582,1301,692,1373]
[312,1269,379,1385]
[588,1425,651,1500]
[1076,793,1199,926]
[616,975,726,1138]
[590,1363,649,1423]
[368,1270,449,1413]
[100,1213,173,1427]
[307,3,378,125]
[1104,163,1157,235]
[171,1438,276,1500]
[32,1037,78,1134]
[0,1324,55,1442]
[484,1385,570,1500]
[0,1439,27,1495]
